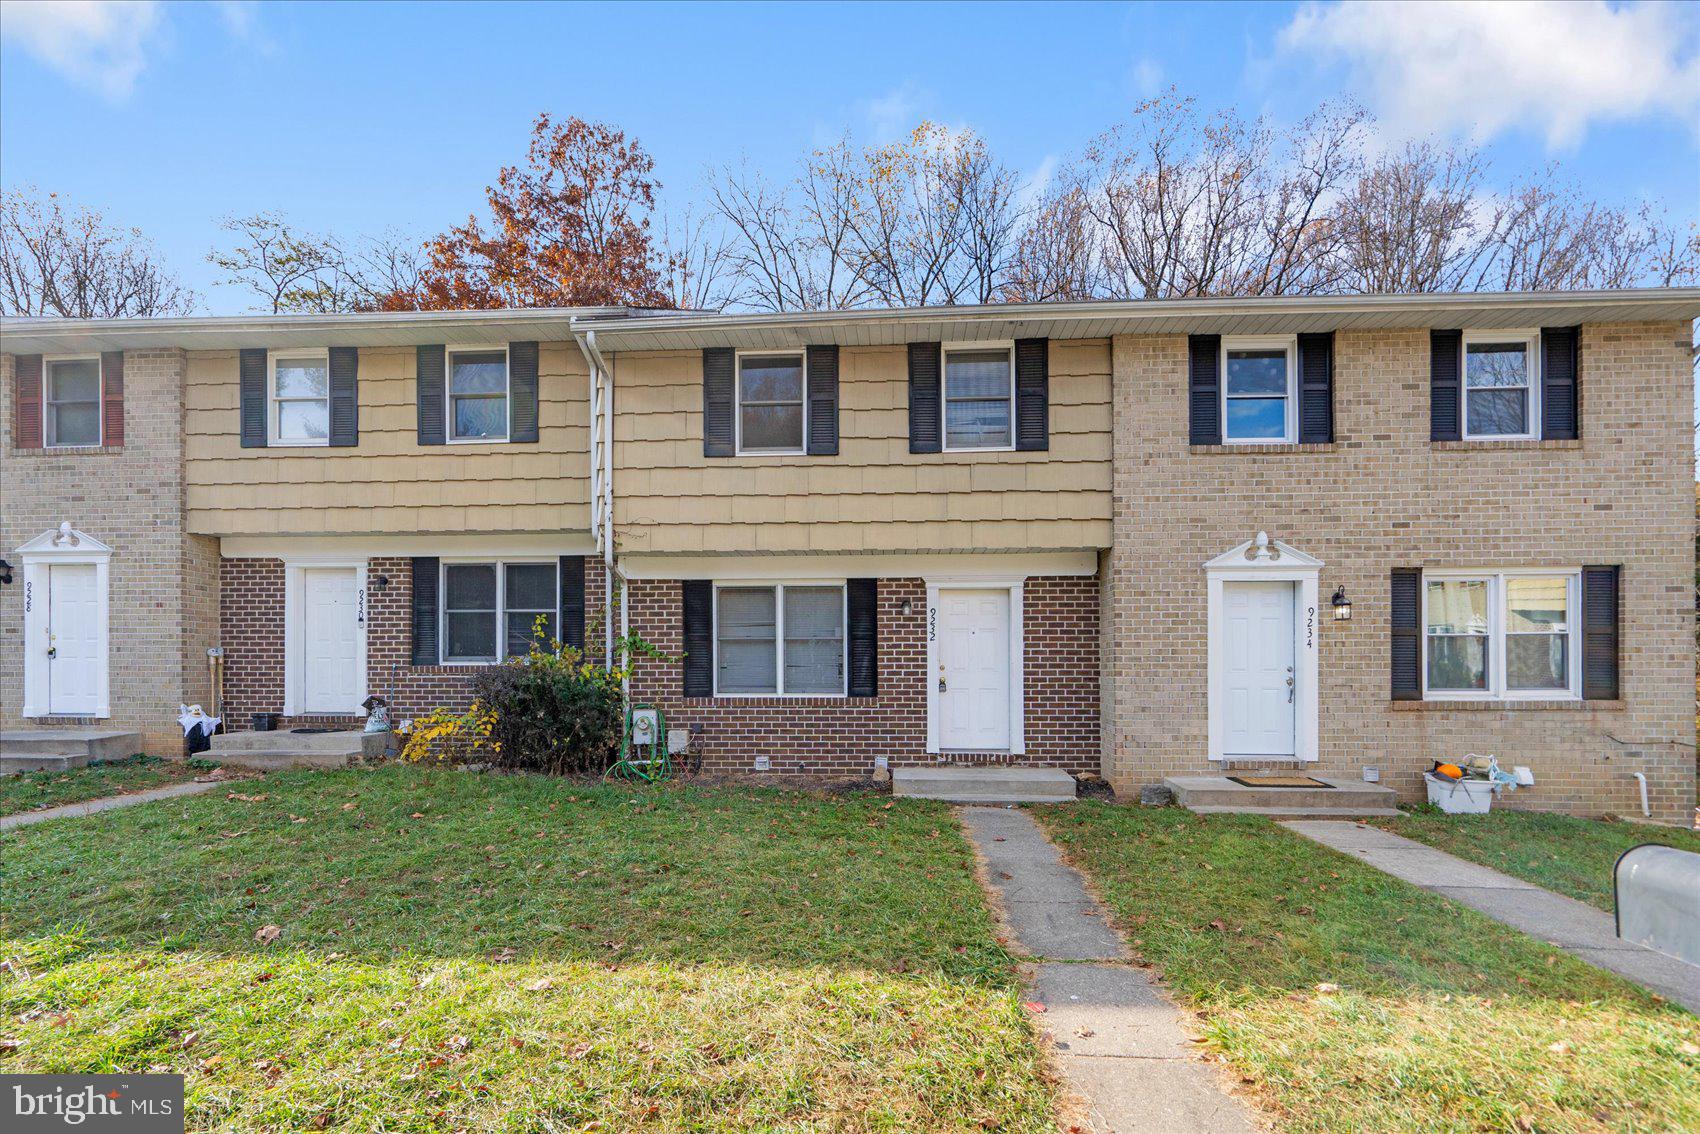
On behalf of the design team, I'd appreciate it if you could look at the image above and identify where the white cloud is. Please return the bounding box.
[1129,56,1163,99]
[1280,0,1700,147]
[0,0,163,100]
[212,0,259,41]
[861,82,926,144]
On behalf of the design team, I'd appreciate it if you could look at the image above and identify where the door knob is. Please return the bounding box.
[46,646,56,659]
[938,678,947,692]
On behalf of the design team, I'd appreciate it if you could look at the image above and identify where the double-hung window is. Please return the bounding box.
[714,583,845,695]
[440,561,557,663]
[1462,331,1538,439]
[44,357,102,447]
[1221,337,1295,443]
[736,352,805,453]
[1424,571,1578,700]
[269,351,330,445]
[943,343,1014,450]
[448,348,510,441]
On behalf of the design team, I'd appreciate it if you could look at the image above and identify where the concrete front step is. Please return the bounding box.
[1,730,145,774]
[1165,774,1399,816]
[208,729,387,769]
[893,764,1077,804]
[1188,804,1404,819]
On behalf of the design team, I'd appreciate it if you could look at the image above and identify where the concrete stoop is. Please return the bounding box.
[1165,774,1401,817]
[1,730,146,774]
[893,764,1077,803]
[208,729,387,770]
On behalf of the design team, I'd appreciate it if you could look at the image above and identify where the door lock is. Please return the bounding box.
[938,678,947,692]
[1286,666,1295,704]
[46,646,56,659]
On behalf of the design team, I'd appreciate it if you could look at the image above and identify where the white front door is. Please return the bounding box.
[46,563,103,715]
[300,567,360,714]
[1222,580,1297,757]
[938,588,1011,750]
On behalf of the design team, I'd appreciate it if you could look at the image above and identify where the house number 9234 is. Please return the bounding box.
[1306,605,1316,649]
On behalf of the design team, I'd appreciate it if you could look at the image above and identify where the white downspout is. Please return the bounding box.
[573,328,618,668]
[1631,771,1651,819]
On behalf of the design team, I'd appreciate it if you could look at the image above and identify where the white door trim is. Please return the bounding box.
[924,576,1025,755]
[17,524,112,719]
[1205,536,1321,763]
[283,558,369,717]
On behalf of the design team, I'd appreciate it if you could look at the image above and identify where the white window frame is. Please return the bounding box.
[1421,568,1580,702]
[1219,335,1297,445]
[734,349,808,456]
[446,344,511,444]
[438,557,558,665]
[42,354,104,449]
[942,340,1016,453]
[711,581,848,698]
[267,348,331,448]
[1461,329,1540,441]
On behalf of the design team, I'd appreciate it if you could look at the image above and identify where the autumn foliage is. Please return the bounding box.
[388,114,672,311]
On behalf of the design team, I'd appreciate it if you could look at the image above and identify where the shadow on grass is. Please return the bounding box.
[2,766,1014,988]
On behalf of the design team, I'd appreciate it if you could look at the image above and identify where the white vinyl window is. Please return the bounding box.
[44,357,102,447]
[1423,570,1579,700]
[440,560,557,664]
[1221,336,1296,443]
[448,347,510,442]
[269,351,330,445]
[943,342,1014,450]
[736,352,806,453]
[714,583,846,696]
[1462,331,1539,439]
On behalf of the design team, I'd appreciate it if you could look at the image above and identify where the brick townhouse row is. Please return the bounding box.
[2,290,1695,818]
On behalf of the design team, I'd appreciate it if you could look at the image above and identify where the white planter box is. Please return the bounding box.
[1424,773,1497,815]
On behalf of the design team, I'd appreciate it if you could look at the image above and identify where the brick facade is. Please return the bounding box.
[215,560,1100,776]
[0,349,220,754]
[1103,323,1696,821]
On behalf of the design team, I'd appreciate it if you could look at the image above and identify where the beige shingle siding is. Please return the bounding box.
[610,339,1113,554]
[1101,322,1696,821]
[183,343,592,535]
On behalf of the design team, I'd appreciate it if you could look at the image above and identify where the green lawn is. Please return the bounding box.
[1367,809,1700,912]
[0,755,206,817]
[1036,803,1700,1134]
[1,768,1053,1132]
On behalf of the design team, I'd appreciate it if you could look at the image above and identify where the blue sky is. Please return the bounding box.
[2,0,1698,314]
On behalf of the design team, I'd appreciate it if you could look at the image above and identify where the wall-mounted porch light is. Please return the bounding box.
[899,598,913,616]
[0,559,11,585]
[1331,585,1352,621]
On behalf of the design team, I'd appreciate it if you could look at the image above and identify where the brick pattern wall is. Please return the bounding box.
[0,349,218,755]
[1104,323,1696,821]
[216,560,1099,776]
[623,575,1100,776]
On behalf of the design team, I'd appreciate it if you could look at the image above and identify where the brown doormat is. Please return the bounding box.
[1227,775,1333,788]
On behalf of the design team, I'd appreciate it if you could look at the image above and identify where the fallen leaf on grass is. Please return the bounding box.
[1547,1041,1571,1055]
[565,1042,592,1059]
[0,1039,22,1053]
[1315,983,1340,993]
[254,924,281,945]
[227,793,267,802]
[489,947,516,964]
[525,978,553,992]
[198,1055,224,1072]
[1023,1002,1047,1014]
[1679,1041,1700,1057]
[443,1035,469,1052]
[341,802,357,811]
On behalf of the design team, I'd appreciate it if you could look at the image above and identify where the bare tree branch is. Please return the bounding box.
[0,188,196,318]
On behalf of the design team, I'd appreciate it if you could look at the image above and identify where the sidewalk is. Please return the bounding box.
[0,780,222,831]
[959,806,1259,1134]
[1283,819,1700,1013]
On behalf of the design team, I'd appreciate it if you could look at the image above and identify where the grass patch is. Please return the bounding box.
[1367,810,1700,912]
[1036,803,1700,1134]
[1,767,1054,1131]
[0,755,204,817]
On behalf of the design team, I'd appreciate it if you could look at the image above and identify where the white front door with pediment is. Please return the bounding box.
[1221,580,1297,757]
[46,563,104,715]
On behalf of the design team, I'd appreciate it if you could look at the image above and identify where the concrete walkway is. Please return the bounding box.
[0,780,222,831]
[1284,820,1700,1013]
[959,806,1258,1133]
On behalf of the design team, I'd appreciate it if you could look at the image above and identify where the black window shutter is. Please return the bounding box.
[682,580,713,696]
[328,346,358,447]
[805,345,839,455]
[1390,568,1422,701]
[1297,332,1333,444]
[1541,326,1579,441]
[702,348,735,456]
[1430,330,1462,441]
[417,345,446,445]
[1581,565,1620,700]
[410,557,440,666]
[1187,335,1221,446]
[559,555,586,650]
[908,342,941,453]
[239,348,267,448]
[847,578,878,697]
[1014,337,1049,451]
[509,341,539,443]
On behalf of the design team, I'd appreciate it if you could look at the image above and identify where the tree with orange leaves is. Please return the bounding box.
[392,114,672,311]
